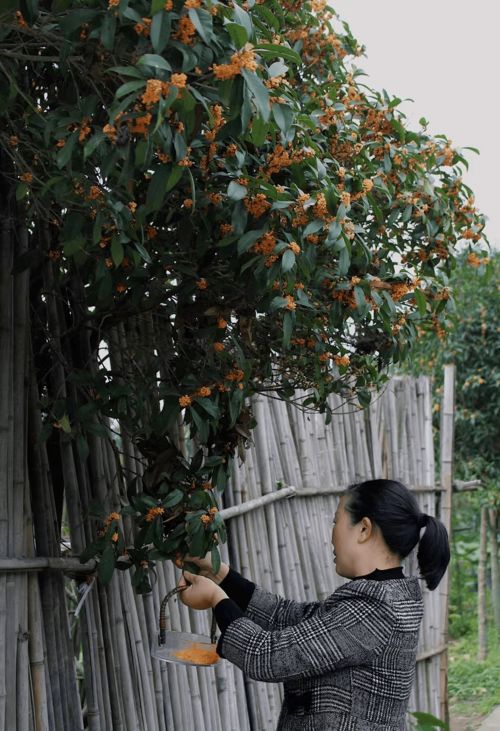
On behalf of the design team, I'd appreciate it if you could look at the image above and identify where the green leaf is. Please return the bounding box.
[151,11,171,53]
[151,0,165,14]
[357,389,371,408]
[228,180,247,201]
[272,103,294,137]
[111,237,124,266]
[226,22,248,48]
[188,7,214,44]
[108,66,146,79]
[210,545,221,574]
[231,3,253,40]
[100,12,116,51]
[249,114,268,145]
[137,53,172,73]
[55,131,78,169]
[16,183,29,201]
[253,43,302,65]
[195,397,219,419]
[409,711,449,730]
[98,544,116,585]
[163,488,185,508]
[84,132,106,160]
[237,228,263,255]
[146,165,170,211]
[282,310,294,348]
[63,235,86,256]
[241,69,270,122]
[165,165,183,193]
[134,241,152,263]
[115,79,146,99]
[414,288,427,316]
[281,248,295,273]
[270,296,288,311]
[189,405,209,442]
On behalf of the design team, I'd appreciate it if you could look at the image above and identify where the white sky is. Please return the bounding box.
[330,1,499,249]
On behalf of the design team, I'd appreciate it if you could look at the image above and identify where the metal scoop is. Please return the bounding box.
[151,583,219,667]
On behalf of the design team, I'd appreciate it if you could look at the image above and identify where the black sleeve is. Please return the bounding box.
[218,566,256,611]
[214,598,244,658]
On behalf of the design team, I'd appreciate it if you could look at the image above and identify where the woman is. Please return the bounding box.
[177,479,450,730]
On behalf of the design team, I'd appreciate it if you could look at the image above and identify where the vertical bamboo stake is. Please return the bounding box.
[438,364,455,725]
[489,507,500,631]
[0,217,13,729]
[477,505,488,661]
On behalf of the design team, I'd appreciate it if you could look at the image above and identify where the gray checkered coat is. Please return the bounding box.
[218,576,424,730]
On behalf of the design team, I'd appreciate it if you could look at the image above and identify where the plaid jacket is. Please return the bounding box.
[215,567,424,730]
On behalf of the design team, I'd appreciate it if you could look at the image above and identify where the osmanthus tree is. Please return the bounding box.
[0,0,487,589]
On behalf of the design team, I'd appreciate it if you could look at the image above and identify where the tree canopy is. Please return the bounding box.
[0,0,488,588]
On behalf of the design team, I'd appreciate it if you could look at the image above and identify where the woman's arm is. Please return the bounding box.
[214,582,396,682]
[180,555,322,630]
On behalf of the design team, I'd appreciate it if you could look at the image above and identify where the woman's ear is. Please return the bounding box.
[358,516,373,543]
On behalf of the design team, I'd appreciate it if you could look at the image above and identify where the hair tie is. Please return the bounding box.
[417,513,428,530]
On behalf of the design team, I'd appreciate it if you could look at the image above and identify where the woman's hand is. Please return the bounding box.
[175,551,229,585]
[177,571,228,610]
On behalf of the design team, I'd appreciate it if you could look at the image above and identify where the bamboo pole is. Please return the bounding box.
[438,364,455,725]
[0,216,13,729]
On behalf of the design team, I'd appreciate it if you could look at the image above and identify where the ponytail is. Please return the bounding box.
[416,514,450,590]
[343,479,450,591]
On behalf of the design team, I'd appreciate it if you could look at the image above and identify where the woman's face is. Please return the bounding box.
[331,495,361,578]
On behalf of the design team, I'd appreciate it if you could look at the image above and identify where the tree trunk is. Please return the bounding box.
[489,507,500,631]
[477,505,488,661]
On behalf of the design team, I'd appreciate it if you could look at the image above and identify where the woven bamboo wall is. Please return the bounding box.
[214,376,447,730]
[1,367,450,729]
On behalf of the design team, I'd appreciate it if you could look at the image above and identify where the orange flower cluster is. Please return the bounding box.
[213,45,258,80]
[200,507,219,525]
[220,223,233,236]
[225,368,244,382]
[334,355,350,367]
[312,193,333,223]
[213,342,225,352]
[263,144,291,175]
[15,10,28,27]
[103,512,120,529]
[467,252,489,268]
[141,79,166,106]
[285,295,296,310]
[196,278,208,289]
[250,232,277,256]
[288,241,301,255]
[134,18,151,36]
[145,506,165,522]
[172,17,197,45]
[243,193,271,218]
[290,193,310,227]
[193,386,211,398]
[131,113,152,135]
[19,172,33,183]
[79,118,91,142]
[390,282,413,302]
[179,395,192,407]
[103,123,117,143]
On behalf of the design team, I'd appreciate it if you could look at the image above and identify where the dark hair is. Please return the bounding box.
[342,479,450,591]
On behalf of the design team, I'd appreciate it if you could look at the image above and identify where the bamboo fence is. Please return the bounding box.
[1,215,454,729]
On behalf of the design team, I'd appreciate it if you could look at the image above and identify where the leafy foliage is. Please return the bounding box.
[1,0,487,588]
[401,252,499,486]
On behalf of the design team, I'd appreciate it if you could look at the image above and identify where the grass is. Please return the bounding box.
[448,624,500,719]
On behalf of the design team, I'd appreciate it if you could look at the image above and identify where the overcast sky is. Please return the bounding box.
[330,1,498,249]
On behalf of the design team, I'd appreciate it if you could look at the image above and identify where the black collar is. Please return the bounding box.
[352,566,404,582]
